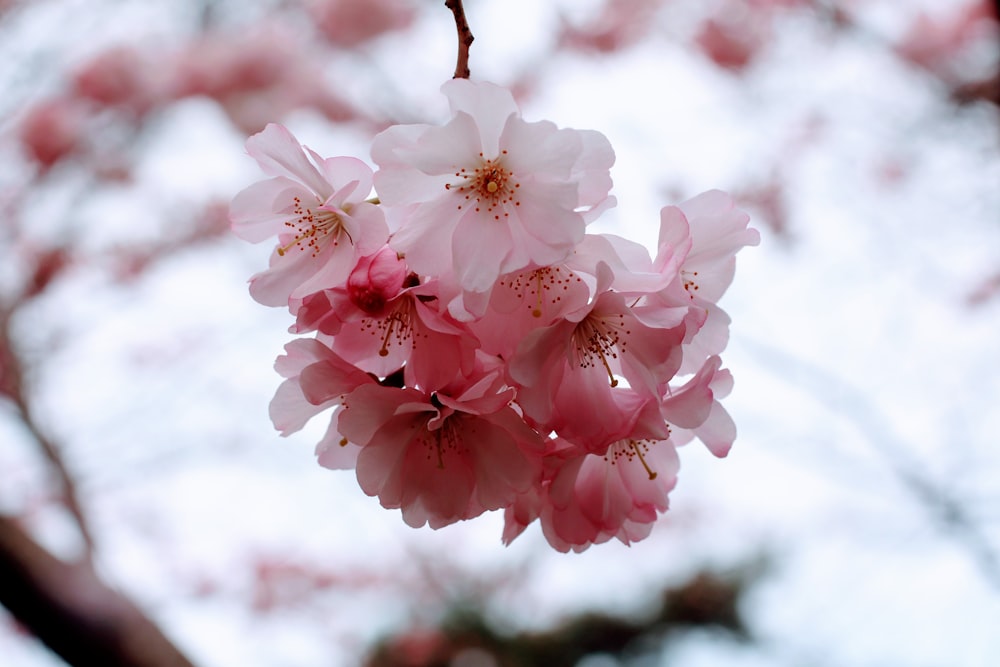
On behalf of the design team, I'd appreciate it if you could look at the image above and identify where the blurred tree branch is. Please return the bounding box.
[1,305,95,560]
[0,514,196,667]
[743,337,1000,593]
[365,565,760,667]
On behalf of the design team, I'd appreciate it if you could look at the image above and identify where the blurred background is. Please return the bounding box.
[1,0,998,665]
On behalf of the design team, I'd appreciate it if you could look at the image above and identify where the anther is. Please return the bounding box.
[379,318,396,357]
[631,441,658,480]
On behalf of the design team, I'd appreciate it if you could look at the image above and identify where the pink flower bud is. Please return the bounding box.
[347,246,407,317]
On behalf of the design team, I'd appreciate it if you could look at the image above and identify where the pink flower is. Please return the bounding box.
[269,338,375,437]
[503,360,725,551]
[230,123,389,306]
[509,264,690,446]
[372,79,615,295]
[232,79,757,550]
[660,190,759,305]
[505,434,681,553]
[654,190,759,373]
[469,264,591,361]
[269,338,377,471]
[288,245,410,336]
[337,372,544,528]
[327,278,478,391]
[552,436,680,550]
[667,358,737,458]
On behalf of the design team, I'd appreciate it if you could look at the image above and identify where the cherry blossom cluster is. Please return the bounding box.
[230,79,758,552]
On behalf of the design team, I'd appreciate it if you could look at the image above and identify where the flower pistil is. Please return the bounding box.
[445,150,522,220]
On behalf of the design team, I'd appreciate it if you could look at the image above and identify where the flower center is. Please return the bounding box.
[438,418,463,468]
[445,151,522,221]
[277,196,351,257]
[498,266,584,318]
[571,312,630,387]
[357,299,422,358]
[351,287,387,316]
[605,438,665,480]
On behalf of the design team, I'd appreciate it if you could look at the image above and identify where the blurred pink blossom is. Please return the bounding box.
[18,97,87,167]
[895,1,998,83]
[307,0,415,48]
[72,46,164,115]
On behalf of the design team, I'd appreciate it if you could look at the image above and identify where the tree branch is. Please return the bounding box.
[0,514,196,667]
[444,0,474,79]
[1,308,95,560]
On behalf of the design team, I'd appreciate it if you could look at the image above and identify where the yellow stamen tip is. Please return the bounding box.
[487,181,499,193]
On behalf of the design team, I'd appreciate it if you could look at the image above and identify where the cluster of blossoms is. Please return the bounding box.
[230,80,758,552]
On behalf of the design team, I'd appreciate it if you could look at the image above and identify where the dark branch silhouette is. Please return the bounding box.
[365,566,759,667]
[0,514,197,667]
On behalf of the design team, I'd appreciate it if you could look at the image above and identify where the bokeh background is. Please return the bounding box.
[1,0,999,665]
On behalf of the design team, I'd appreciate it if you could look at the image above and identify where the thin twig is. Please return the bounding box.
[444,0,474,79]
[1,308,95,561]
[741,336,1000,592]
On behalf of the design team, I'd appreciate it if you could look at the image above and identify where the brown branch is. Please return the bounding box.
[444,0,474,79]
[0,513,197,667]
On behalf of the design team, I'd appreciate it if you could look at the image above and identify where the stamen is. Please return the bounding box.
[631,441,658,480]
[503,267,582,319]
[572,312,628,387]
[277,197,348,257]
[434,433,445,469]
[419,418,461,470]
[378,316,396,357]
[446,155,521,215]
[600,353,619,388]
[532,271,544,318]
[361,302,419,359]
[681,270,700,300]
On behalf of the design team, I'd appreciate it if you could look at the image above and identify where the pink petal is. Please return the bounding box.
[442,79,518,156]
[246,123,332,199]
[315,415,361,470]
[451,207,512,292]
[229,177,307,242]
